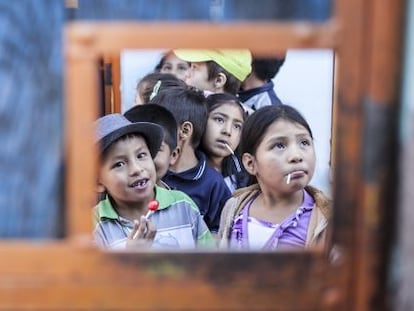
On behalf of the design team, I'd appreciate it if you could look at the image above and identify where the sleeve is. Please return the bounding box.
[217,197,237,249]
[204,178,232,233]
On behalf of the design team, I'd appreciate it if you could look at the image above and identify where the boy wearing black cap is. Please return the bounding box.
[94,114,214,250]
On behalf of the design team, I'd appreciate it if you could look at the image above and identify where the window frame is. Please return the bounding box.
[0,0,405,308]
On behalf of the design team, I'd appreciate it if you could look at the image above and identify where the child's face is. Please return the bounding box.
[202,103,244,160]
[98,135,156,207]
[245,119,316,193]
[160,52,190,81]
[153,141,173,180]
[184,62,216,92]
[134,82,147,106]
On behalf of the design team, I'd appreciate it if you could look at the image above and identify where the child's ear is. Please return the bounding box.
[179,121,193,142]
[169,146,181,166]
[214,73,227,90]
[242,153,256,175]
[96,179,106,193]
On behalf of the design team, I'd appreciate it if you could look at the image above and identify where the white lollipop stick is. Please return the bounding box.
[286,173,291,185]
[224,143,234,155]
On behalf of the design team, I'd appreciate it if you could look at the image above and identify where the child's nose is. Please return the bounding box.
[221,122,232,135]
[288,145,303,163]
[129,160,144,175]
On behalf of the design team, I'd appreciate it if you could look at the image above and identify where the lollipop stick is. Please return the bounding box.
[144,210,153,219]
[286,173,291,185]
[224,143,234,155]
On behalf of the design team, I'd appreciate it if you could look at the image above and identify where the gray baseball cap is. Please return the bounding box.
[95,113,164,158]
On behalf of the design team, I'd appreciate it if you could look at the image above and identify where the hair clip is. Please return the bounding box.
[149,80,162,101]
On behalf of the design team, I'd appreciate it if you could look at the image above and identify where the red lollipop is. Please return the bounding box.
[144,199,159,219]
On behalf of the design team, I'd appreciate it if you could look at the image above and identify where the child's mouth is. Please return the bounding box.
[130,178,149,189]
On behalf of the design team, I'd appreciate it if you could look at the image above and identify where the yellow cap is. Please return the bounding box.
[174,49,252,82]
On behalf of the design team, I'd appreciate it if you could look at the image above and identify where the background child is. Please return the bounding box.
[124,104,180,189]
[218,105,331,250]
[238,55,285,112]
[173,49,252,95]
[150,86,231,234]
[200,93,248,193]
[134,72,186,106]
[155,50,190,81]
[94,113,214,250]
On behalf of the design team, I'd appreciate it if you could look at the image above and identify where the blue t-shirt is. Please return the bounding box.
[162,151,231,233]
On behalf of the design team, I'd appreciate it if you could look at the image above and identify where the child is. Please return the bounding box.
[150,86,232,234]
[155,50,190,81]
[218,105,331,250]
[200,93,248,193]
[238,55,285,112]
[124,104,180,189]
[134,72,186,106]
[93,113,214,250]
[173,49,252,95]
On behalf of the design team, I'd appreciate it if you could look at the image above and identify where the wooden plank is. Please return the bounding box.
[331,0,367,309]
[0,244,329,310]
[65,36,98,240]
[357,0,405,309]
[65,21,340,55]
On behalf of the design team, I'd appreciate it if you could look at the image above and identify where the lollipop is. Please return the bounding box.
[144,199,159,219]
[132,199,160,239]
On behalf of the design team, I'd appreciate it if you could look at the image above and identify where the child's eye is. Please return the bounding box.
[233,123,242,131]
[178,64,189,71]
[213,117,224,124]
[111,161,125,169]
[161,65,172,71]
[273,142,286,150]
[137,152,149,159]
[300,139,312,146]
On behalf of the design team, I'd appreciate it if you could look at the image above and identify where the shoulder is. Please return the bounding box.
[155,186,199,212]
[223,184,260,214]
[197,164,231,195]
[94,196,119,222]
[305,185,332,219]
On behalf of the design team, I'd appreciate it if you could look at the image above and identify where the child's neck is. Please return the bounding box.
[250,188,304,224]
[170,144,198,173]
[261,188,304,209]
[207,156,222,173]
[112,198,150,222]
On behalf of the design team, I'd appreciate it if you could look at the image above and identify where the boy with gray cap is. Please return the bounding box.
[93,113,214,250]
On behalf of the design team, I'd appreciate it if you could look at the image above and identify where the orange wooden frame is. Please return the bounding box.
[0,0,405,308]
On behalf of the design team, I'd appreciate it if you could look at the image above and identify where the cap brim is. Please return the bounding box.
[173,49,214,63]
[100,122,164,158]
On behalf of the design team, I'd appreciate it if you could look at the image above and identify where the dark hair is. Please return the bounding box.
[205,93,246,118]
[206,61,241,95]
[251,56,285,81]
[136,72,186,104]
[150,86,207,148]
[241,104,313,157]
[124,104,178,151]
[241,105,312,185]
[154,50,190,72]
